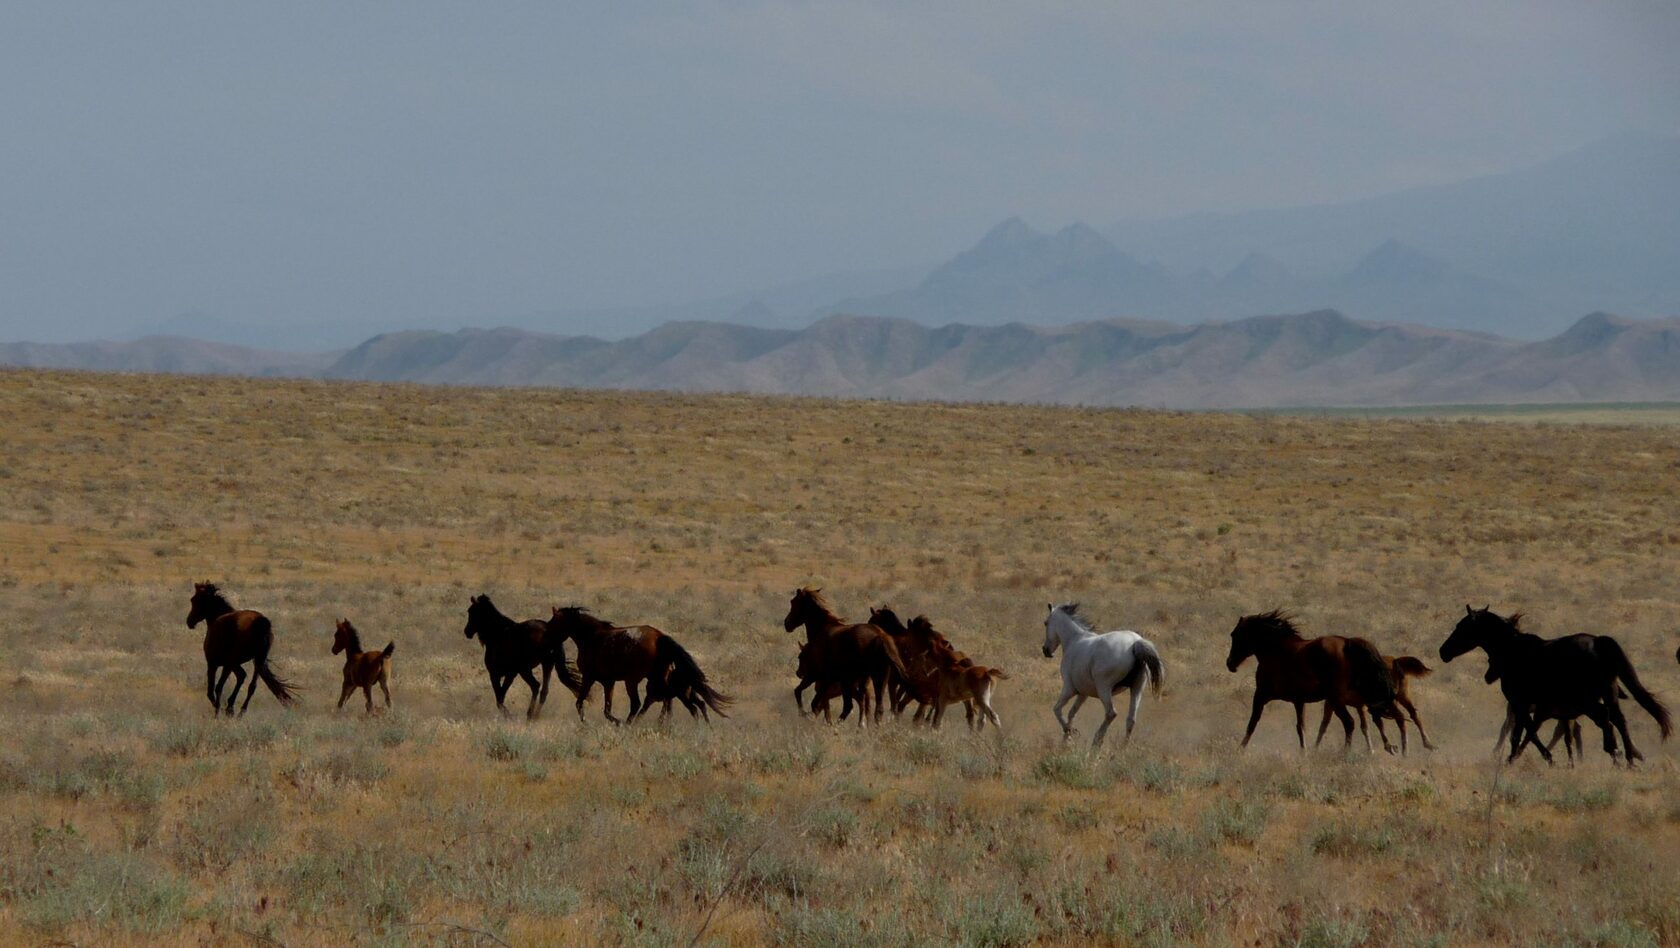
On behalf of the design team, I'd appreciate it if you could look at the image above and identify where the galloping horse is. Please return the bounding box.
[1042,603,1165,748]
[463,595,577,719]
[549,606,730,723]
[783,587,909,725]
[187,582,298,716]
[331,619,394,714]
[1225,610,1393,751]
[1440,606,1670,765]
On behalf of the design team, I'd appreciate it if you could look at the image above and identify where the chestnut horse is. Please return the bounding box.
[915,618,1007,730]
[1225,610,1394,751]
[1316,654,1436,755]
[331,619,393,714]
[464,595,577,719]
[783,588,909,725]
[549,607,730,724]
[186,582,297,716]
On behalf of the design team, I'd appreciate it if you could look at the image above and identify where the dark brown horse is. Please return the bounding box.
[1226,610,1395,751]
[549,607,730,724]
[464,595,578,719]
[783,587,909,725]
[186,582,298,716]
[331,619,393,714]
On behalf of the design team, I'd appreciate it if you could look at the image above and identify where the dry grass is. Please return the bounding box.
[1,368,1679,946]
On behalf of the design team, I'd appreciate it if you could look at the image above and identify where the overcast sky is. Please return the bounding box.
[2,2,1677,343]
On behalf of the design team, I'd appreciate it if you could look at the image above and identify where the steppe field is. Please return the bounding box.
[4,368,1680,947]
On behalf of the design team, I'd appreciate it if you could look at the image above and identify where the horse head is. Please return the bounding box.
[1042,602,1078,657]
[332,619,358,655]
[1226,609,1296,672]
[464,594,496,639]
[784,587,825,633]
[187,581,227,629]
[869,606,908,636]
[1439,604,1504,663]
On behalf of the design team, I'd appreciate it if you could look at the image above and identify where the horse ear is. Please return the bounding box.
[1483,604,1490,613]
[1465,604,1473,616]
[1046,602,1053,612]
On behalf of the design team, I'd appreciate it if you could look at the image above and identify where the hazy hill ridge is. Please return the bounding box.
[10,310,1680,409]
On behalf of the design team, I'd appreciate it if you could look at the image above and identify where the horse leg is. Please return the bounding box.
[379,673,391,711]
[625,681,643,722]
[1392,711,1408,756]
[930,695,945,729]
[1294,702,1307,750]
[1122,683,1144,743]
[1243,689,1263,749]
[794,678,810,716]
[1090,692,1119,750]
[517,669,543,720]
[1051,685,1078,740]
[1366,708,1395,755]
[206,663,223,714]
[1063,695,1088,743]
[601,681,621,724]
[1586,701,1633,765]
[575,677,594,721]
[214,666,238,715]
[231,664,252,715]
[1313,704,1335,748]
[1330,704,1356,751]
[337,679,354,711]
[1494,707,1514,756]
[1403,698,1435,750]
[362,683,374,714]
[871,671,888,726]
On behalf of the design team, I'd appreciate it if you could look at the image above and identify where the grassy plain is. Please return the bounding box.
[1,368,1679,946]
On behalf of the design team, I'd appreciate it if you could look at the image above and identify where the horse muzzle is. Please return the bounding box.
[1041,645,1053,658]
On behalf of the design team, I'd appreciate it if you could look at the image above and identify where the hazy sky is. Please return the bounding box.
[2,2,1677,343]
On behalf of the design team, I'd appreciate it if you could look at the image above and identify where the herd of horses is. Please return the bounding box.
[186,581,1676,767]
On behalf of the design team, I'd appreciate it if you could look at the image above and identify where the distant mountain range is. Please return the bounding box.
[9,310,1680,410]
[68,131,1680,349]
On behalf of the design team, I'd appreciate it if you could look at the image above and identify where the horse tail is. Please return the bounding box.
[1600,637,1671,739]
[1392,656,1431,679]
[1346,638,1395,713]
[656,635,732,719]
[875,633,911,682]
[255,659,298,706]
[987,667,1010,681]
[381,642,396,659]
[1132,639,1165,697]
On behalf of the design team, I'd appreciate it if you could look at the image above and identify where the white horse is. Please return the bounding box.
[1042,603,1165,748]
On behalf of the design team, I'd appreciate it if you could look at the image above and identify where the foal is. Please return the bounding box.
[331,619,393,714]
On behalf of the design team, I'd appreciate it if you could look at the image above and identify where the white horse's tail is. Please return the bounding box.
[1129,639,1165,697]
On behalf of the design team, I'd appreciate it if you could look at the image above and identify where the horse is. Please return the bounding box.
[1042,603,1165,748]
[1225,610,1393,751]
[186,582,298,716]
[1486,643,1605,765]
[1320,655,1436,755]
[916,620,1006,730]
[463,595,578,719]
[868,606,956,723]
[331,619,393,714]
[1443,606,1667,765]
[783,587,909,726]
[549,606,730,724]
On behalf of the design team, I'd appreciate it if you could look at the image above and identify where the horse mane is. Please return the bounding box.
[1241,609,1301,639]
[798,587,842,621]
[870,606,908,635]
[195,584,234,617]
[1056,603,1095,633]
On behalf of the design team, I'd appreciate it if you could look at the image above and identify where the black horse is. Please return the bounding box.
[464,595,579,719]
[1440,606,1670,765]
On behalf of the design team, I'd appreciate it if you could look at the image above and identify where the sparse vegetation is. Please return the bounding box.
[0,367,1677,944]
